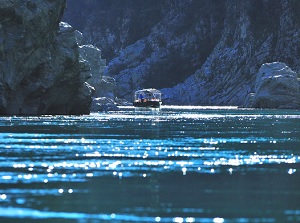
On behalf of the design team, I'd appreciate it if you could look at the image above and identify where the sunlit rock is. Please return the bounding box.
[79,45,115,98]
[90,97,119,112]
[251,62,300,109]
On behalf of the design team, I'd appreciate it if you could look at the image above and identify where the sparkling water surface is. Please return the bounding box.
[0,106,299,223]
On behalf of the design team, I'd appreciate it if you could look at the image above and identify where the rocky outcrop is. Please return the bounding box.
[63,0,167,61]
[78,43,118,112]
[103,1,225,102]
[90,97,119,112]
[78,44,115,99]
[246,62,300,109]
[0,0,95,115]
[64,0,300,107]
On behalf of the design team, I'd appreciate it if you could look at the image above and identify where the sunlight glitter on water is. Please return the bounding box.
[0,206,278,223]
[0,134,299,184]
[0,107,299,223]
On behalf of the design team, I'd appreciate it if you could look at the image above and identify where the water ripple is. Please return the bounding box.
[0,107,299,222]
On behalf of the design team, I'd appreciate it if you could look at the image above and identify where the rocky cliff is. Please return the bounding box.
[247,62,300,109]
[64,0,300,107]
[0,0,95,115]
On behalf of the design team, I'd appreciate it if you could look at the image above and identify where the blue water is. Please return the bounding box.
[0,106,299,223]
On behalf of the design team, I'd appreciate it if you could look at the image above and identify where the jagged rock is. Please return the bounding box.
[34,21,94,115]
[78,44,116,98]
[79,44,105,87]
[95,76,116,99]
[243,93,255,108]
[250,62,300,109]
[63,0,167,61]
[115,97,132,106]
[74,30,83,46]
[77,43,118,111]
[90,97,119,112]
[0,0,94,115]
[64,0,300,106]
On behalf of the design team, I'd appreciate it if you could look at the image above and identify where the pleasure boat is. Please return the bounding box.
[133,88,162,108]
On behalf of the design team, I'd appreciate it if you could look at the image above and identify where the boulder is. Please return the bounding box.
[251,62,300,109]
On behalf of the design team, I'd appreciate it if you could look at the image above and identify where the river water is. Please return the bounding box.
[0,106,299,223]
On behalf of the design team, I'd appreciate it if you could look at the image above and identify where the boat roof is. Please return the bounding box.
[135,88,161,94]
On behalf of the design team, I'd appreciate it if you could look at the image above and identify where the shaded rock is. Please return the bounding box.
[68,82,94,115]
[251,62,300,109]
[115,97,132,106]
[33,21,93,115]
[102,1,224,102]
[63,0,167,61]
[74,30,83,46]
[65,0,300,106]
[95,76,116,99]
[0,1,94,115]
[243,93,255,108]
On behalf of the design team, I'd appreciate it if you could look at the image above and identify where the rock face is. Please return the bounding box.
[79,44,115,99]
[78,43,118,112]
[90,97,119,112]
[0,0,94,115]
[64,0,300,107]
[249,62,300,109]
[63,0,167,62]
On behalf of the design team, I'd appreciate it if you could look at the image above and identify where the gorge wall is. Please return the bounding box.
[0,0,95,115]
[64,0,300,107]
